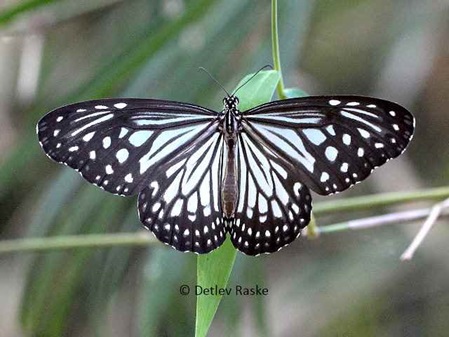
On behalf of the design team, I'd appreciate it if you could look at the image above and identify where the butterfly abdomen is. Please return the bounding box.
[221,139,238,219]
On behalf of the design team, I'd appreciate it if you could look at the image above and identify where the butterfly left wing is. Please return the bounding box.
[37,98,218,196]
[242,96,415,195]
[230,132,312,255]
[137,132,227,254]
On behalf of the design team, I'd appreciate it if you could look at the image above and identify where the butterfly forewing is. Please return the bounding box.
[230,132,312,255]
[243,96,415,195]
[37,99,218,196]
[137,132,226,253]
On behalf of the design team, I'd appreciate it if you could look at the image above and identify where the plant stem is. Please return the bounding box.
[271,0,286,99]
[316,208,437,234]
[313,186,449,215]
[0,232,155,254]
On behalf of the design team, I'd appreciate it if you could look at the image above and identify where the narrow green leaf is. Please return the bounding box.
[0,0,57,26]
[68,0,219,101]
[195,240,237,337]
[195,70,280,337]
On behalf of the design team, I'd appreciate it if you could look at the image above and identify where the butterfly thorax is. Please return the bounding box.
[221,96,240,221]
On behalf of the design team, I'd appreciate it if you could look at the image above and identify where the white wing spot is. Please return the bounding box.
[68,146,79,152]
[375,143,384,149]
[152,202,161,213]
[150,181,159,197]
[83,132,95,142]
[389,110,396,117]
[125,173,133,183]
[320,172,330,182]
[357,147,365,157]
[367,104,377,108]
[340,162,349,173]
[56,116,63,122]
[119,128,129,138]
[342,134,351,145]
[347,101,360,106]
[53,130,60,137]
[103,136,111,149]
[89,151,96,160]
[76,108,86,112]
[95,105,108,110]
[393,124,399,131]
[293,182,302,197]
[358,128,370,139]
[265,230,271,238]
[325,146,338,161]
[114,102,128,109]
[105,165,114,174]
[116,148,129,163]
[329,99,341,106]
[292,204,300,214]
[326,125,336,136]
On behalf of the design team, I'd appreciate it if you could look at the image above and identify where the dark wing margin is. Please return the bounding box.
[37,98,218,196]
[230,132,312,255]
[242,95,415,195]
[137,133,226,254]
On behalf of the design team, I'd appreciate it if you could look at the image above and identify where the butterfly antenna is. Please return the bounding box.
[198,67,231,97]
[232,65,273,96]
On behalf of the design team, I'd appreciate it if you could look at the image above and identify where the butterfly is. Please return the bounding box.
[37,88,415,255]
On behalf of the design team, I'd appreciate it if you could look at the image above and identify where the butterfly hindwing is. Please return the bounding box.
[243,96,415,195]
[137,132,226,253]
[37,99,217,196]
[230,132,312,255]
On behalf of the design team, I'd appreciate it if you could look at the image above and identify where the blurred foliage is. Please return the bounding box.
[0,0,448,336]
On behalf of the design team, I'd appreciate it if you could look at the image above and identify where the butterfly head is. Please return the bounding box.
[223,96,239,112]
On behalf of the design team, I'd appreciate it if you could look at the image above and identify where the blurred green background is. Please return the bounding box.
[0,0,448,336]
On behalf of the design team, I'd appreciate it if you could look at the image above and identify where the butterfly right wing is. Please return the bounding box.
[230,131,312,256]
[242,96,414,195]
[37,98,218,196]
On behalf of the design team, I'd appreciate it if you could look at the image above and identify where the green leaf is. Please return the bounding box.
[283,87,308,98]
[195,240,236,337]
[234,69,280,111]
[195,69,280,337]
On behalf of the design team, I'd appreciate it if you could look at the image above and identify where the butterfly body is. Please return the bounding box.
[37,94,414,255]
[221,96,241,220]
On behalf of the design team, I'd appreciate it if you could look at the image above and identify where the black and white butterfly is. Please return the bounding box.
[37,91,414,255]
